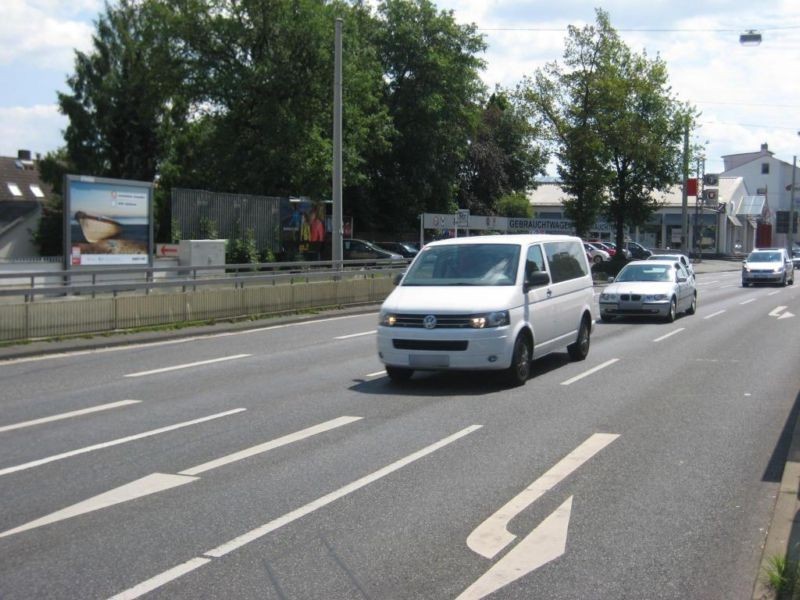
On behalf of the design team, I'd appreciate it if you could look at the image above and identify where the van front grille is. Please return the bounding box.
[391,314,472,328]
[393,339,469,351]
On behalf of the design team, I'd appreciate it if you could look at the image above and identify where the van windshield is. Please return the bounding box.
[402,244,520,286]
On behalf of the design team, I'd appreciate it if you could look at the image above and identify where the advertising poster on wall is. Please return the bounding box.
[65,175,153,267]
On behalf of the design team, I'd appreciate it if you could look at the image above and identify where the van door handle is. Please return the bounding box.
[546,288,552,297]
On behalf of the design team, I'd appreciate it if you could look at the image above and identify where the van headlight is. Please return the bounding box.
[380,312,398,326]
[470,311,510,328]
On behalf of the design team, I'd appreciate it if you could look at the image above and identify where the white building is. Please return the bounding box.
[526,143,798,255]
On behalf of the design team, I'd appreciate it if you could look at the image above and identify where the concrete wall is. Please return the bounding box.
[0,276,394,342]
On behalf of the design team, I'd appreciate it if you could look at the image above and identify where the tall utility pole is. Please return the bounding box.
[790,155,797,252]
[332,18,343,268]
[681,124,689,251]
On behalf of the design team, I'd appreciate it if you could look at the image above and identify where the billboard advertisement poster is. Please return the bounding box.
[65,175,153,267]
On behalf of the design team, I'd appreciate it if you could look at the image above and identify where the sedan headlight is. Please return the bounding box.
[600,293,619,302]
[642,294,669,302]
[380,312,398,326]
[470,311,510,328]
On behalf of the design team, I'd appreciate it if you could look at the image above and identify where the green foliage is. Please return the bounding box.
[199,217,218,240]
[522,9,696,246]
[496,192,532,218]
[458,91,547,215]
[32,150,71,256]
[170,218,181,243]
[226,227,259,266]
[762,554,800,598]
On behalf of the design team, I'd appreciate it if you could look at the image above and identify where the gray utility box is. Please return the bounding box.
[179,240,226,268]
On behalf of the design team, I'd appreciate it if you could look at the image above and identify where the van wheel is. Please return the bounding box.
[386,366,413,382]
[567,317,590,361]
[504,334,531,387]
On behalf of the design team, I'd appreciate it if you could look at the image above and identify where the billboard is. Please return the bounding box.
[64,175,153,267]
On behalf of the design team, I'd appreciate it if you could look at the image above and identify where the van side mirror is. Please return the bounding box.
[393,272,404,286]
[523,270,550,292]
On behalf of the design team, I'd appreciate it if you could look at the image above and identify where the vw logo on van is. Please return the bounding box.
[423,315,437,329]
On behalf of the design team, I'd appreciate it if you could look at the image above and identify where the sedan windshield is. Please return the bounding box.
[747,252,781,262]
[615,264,673,282]
[402,244,520,286]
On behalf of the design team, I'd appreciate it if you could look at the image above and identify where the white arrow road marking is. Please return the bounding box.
[0,409,245,477]
[456,496,574,600]
[0,416,361,538]
[769,306,795,319]
[125,354,251,378]
[467,433,619,560]
[108,425,482,600]
[0,400,141,433]
[0,473,197,539]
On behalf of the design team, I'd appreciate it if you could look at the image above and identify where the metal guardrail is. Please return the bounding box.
[0,259,409,302]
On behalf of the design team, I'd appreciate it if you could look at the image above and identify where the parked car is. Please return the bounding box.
[599,259,696,323]
[586,241,615,257]
[602,241,632,260]
[741,248,795,287]
[647,253,694,280]
[584,242,611,264]
[375,241,419,258]
[344,238,404,262]
[377,234,595,386]
[792,243,800,269]
[625,240,652,259]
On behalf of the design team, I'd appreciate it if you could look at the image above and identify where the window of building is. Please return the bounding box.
[29,184,44,198]
[6,183,22,196]
[761,163,770,174]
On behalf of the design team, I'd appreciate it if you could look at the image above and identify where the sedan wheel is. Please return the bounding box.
[665,297,677,323]
[686,293,697,315]
[593,255,602,264]
[504,334,531,387]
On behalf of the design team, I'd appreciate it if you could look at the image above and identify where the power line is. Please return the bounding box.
[477,24,800,33]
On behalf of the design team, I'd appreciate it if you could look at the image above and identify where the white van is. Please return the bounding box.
[377,234,596,386]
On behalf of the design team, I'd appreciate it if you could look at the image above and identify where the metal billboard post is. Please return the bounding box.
[332,18,343,270]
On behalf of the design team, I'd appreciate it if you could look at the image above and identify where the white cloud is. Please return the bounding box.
[0,104,66,157]
[0,0,98,69]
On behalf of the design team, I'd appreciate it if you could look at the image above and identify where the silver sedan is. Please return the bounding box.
[599,260,697,323]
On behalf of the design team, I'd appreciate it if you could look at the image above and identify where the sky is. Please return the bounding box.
[1,0,799,177]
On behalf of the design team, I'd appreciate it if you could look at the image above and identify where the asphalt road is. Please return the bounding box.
[1,266,799,599]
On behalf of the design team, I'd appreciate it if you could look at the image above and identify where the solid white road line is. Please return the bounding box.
[703,310,726,320]
[109,425,482,599]
[0,416,361,538]
[125,355,251,378]
[653,328,684,343]
[466,433,619,559]
[108,557,212,600]
[179,416,362,476]
[334,331,376,340]
[0,409,245,477]
[457,497,574,600]
[0,314,378,365]
[560,359,619,386]
[366,370,386,378]
[740,298,756,305]
[0,400,141,433]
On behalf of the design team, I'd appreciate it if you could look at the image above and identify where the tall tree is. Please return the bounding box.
[58,0,186,182]
[369,0,487,232]
[523,9,694,245]
[457,91,546,216]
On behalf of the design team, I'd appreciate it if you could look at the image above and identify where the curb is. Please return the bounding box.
[753,413,800,599]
